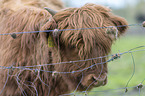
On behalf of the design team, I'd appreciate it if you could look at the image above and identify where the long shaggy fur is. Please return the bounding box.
[0,0,128,96]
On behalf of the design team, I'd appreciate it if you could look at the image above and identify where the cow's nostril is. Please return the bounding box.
[92,76,97,81]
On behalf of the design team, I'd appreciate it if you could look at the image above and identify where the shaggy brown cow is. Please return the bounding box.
[0,0,128,96]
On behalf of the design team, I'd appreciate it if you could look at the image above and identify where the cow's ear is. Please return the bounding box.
[111,16,128,36]
[40,17,60,47]
[41,8,60,47]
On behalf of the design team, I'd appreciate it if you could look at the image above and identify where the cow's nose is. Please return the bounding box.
[92,73,107,87]
[81,73,107,87]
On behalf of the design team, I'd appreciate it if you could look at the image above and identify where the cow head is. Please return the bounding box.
[41,3,128,91]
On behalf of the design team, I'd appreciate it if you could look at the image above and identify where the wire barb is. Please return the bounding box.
[137,83,144,89]
[11,33,17,39]
[53,29,59,37]
[52,71,58,77]
[112,54,120,60]
[125,88,128,93]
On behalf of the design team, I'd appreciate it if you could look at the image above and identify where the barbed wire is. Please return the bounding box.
[0,45,145,74]
[0,22,145,96]
[0,23,143,36]
[0,45,145,96]
[59,46,145,96]
[64,84,145,96]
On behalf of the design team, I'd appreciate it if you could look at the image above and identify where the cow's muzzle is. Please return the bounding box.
[81,73,107,87]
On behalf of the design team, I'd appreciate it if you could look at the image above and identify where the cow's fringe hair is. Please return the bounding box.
[41,3,128,72]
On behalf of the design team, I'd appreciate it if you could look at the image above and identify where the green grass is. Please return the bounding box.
[106,36,145,88]
[109,35,145,88]
[77,35,145,96]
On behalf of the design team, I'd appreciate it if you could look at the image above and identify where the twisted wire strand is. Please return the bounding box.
[0,23,142,36]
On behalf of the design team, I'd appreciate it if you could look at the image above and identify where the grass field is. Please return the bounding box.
[77,35,145,96]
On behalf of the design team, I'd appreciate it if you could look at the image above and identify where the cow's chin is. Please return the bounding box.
[81,73,107,89]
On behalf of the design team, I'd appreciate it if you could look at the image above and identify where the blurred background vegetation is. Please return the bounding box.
[63,0,145,26]
[62,0,145,95]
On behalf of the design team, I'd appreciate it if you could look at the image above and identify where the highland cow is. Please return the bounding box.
[0,0,128,96]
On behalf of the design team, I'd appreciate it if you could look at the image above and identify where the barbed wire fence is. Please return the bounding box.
[0,22,145,96]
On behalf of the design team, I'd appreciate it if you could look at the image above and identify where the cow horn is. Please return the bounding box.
[44,7,57,16]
